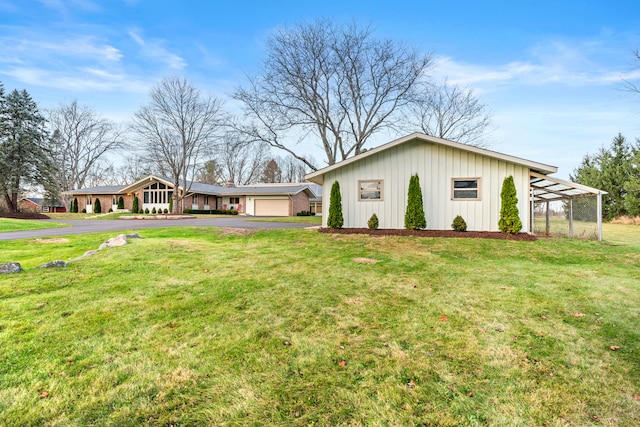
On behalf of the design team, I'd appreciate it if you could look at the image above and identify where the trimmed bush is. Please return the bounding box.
[117,196,124,209]
[81,208,86,213]
[108,208,113,213]
[327,181,344,228]
[498,175,522,234]
[183,209,239,215]
[404,174,426,230]
[368,213,379,230]
[93,198,101,214]
[132,195,139,214]
[163,208,168,214]
[144,208,149,214]
[169,195,173,213]
[151,207,157,214]
[296,211,314,216]
[452,215,467,232]
[71,198,78,213]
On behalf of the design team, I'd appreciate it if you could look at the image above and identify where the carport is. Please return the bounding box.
[530,172,607,240]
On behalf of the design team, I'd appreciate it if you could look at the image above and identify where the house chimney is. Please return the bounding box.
[225,181,235,187]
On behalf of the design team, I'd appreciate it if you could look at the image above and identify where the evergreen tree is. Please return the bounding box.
[117,196,124,209]
[404,174,426,229]
[571,133,640,220]
[94,198,101,214]
[72,197,78,213]
[327,181,344,228]
[498,175,522,234]
[0,86,53,212]
[132,195,139,213]
[168,194,173,214]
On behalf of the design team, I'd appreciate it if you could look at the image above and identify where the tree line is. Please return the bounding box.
[1,19,508,214]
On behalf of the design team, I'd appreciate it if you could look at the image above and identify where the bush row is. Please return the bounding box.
[183,209,239,215]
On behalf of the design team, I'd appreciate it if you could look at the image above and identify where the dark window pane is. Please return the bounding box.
[454,180,478,189]
[143,192,149,203]
[454,190,478,199]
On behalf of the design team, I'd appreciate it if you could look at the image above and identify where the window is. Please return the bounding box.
[193,195,198,204]
[229,197,240,204]
[204,195,209,205]
[358,180,383,201]
[452,178,480,200]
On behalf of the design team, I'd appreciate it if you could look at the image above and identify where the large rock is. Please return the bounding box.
[36,260,67,269]
[0,262,23,274]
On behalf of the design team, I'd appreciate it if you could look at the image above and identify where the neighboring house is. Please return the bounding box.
[62,175,317,216]
[305,132,605,236]
[18,197,67,213]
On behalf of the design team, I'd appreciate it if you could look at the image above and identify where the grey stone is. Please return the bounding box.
[36,260,67,269]
[0,262,23,274]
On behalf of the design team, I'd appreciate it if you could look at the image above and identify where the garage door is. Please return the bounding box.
[255,199,289,216]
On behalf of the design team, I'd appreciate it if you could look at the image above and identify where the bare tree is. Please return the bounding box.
[622,49,640,96]
[260,159,282,183]
[195,159,224,185]
[279,155,309,183]
[115,156,154,184]
[217,132,269,185]
[234,20,432,169]
[410,80,493,147]
[131,77,225,213]
[47,100,125,205]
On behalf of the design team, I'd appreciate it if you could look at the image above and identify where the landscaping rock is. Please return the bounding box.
[0,262,23,274]
[36,260,68,269]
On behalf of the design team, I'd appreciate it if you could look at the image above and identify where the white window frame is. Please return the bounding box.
[358,180,384,201]
[451,178,481,201]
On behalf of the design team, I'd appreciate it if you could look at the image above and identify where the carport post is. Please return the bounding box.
[569,198,573,237]
[597,192,603,241]
[545,200,550,235]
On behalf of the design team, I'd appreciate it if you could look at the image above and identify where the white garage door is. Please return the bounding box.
[255,199,289,216]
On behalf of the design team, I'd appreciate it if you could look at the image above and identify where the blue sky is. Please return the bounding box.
[1,0,640,178]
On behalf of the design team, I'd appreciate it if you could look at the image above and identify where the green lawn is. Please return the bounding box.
[246,215,322,224]
[0,225,639,426]
[0,218,70,232]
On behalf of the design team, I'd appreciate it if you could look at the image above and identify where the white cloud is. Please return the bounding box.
[0,34,122,63]
[432,37,640,90]
[128,29,186,70]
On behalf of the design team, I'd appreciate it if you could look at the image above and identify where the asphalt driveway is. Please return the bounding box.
[0,217,316,241]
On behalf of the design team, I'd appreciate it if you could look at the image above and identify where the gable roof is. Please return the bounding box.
[64,175,317,198]
[305,132,558,185]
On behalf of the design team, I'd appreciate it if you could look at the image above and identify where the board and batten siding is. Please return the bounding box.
[321,139,530,232]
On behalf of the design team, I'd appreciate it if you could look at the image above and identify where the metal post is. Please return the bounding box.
[597,192,603,241]
[569,198,573,237]
[530,187,535,235]
[545,200,550,235]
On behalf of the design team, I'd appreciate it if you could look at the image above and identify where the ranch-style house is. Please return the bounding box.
[62,175,318,217]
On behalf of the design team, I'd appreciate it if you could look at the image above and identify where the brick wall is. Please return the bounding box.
[291,191,310,215]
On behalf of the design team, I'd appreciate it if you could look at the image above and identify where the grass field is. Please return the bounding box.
[246,215,322,224]
[0,218,70,232]
[0,225,639,426]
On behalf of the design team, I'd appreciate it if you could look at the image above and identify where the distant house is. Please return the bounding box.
[62,175,317,216]
[18,197,67,213]
[305,132,606,237]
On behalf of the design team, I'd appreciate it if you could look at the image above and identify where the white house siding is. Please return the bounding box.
[321,140,530,232]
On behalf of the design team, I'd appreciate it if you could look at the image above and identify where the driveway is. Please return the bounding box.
[0,217,316,241]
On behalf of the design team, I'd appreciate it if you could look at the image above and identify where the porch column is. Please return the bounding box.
[568,198,573,237]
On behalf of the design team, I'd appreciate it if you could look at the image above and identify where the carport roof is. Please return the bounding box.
[530,171,607,202]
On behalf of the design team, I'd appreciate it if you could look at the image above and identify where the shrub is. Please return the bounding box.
[452,215,467,232]
[169,195,173,213]
[144,208,149,214]
[132,195,139,213]
[93,198,101,214]
[183,209,238,215]
[368,213,379,230]
[499,175,522,234]
[71,198,78,213]
[108,207,113,213]
[151,207,157,214]
[163,208,168,214]
[81,208,86,213]
[327,181,344,228]
[296,211,314,216]
[117,196,124,209]
[404,174,426,229]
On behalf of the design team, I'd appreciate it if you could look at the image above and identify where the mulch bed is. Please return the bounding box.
[318,227,537,241]
[0,212,51,220]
